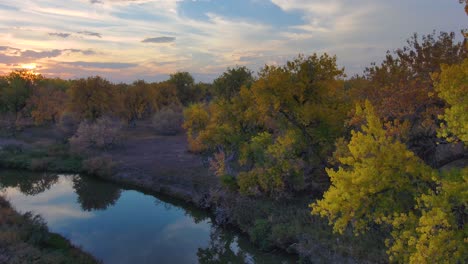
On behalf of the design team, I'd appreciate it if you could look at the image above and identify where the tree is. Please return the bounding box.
[0,70,41,119]
[184,54,350,196]
[311,101,466,263]
[169,72,195,106]
[121,80,157,124]
[212,66,253,100]
[433,59,468,143]
[68,76,120,120]
[27,86,67,125]
[356,32,468,164]
[153,81,180,110]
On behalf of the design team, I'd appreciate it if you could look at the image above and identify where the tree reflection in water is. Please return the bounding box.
[72,175,121,211]
[0,170,58,195]
[198,227,251,264]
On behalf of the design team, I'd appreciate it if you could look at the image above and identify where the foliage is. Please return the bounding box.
[169,72,195,106]
[349,32,468,164]
[152,104,184,135]
[0,70,41,118]
[68,76,120,120]
[386,168,467,263]
[69,116,122,155]
[184,54,350,196]
[312,101,466,263]
[27,86,67,125]
[120,80,157,123]
[312,101,435,234]
[433,59,468,144]
[58,112,80,139]
[212,66,253,100]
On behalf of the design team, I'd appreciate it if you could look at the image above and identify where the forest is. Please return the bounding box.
[0,5,467,261]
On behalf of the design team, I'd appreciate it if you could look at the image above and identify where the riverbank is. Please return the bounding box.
[0,195,99,264]
[1,123,389,263]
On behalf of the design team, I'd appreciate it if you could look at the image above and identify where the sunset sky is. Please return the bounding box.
[0,0,466,82]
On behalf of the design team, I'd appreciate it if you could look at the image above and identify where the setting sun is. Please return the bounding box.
[20,63,37,70]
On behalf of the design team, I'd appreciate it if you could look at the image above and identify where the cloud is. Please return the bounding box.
[90,0,103,4]
[0,47,97,66]
[49,32,71,38]
[21,49,63,59]
[141,37,176,43]
[63,61,138,69]
[77,31,102,38]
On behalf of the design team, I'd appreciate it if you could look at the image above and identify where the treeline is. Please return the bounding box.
[183,31,468,263]
[0,71,211,129]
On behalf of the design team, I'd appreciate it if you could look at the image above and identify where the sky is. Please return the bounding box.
[0,0,466,83]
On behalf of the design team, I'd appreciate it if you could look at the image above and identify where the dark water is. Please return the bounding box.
[0,170,297,264]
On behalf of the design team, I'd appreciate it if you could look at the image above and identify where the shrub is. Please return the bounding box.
[82,155,115,178]
[58,112,80,139]
[0,113,16,136]
[70,116,122,155]
[30,158,53,171]
[152,105,184,135]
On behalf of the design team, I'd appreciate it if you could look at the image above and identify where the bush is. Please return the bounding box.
[82,155,115,178]
[30,158,53,171]
[0,113,16,136]
[58,112,80,139]
[70,116,122,155]
[152,105,184,135]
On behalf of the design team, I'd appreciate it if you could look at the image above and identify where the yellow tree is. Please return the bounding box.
[312,100,435,234]
[433,59,468,143]
[312,100,466,263]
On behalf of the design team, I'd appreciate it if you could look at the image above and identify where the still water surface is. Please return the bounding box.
[0,170,297,264]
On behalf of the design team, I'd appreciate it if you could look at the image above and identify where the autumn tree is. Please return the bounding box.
[184,54,350,196]
[120,80,157,125]
[27,85,67,125]
[153,81,180,110]
[433,59,468,143]
[353,32,468,164]
[68,76,120,121]
[312,101,466,263]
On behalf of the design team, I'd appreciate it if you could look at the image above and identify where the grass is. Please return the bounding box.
[0,196,99,264]
[0,143,83,173]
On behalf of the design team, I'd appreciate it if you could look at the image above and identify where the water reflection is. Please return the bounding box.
[0,170,296,264]
[0,170,58,195]
[72,175,121,211]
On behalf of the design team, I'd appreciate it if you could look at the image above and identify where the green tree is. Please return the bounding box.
[169,72,195,106]
[212,66,253,100]
[0,70,41,119]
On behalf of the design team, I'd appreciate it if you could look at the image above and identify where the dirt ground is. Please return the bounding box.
[109,121,216,202]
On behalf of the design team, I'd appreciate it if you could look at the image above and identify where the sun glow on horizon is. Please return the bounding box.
[20,63,37,70]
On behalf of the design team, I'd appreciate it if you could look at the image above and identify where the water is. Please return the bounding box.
[0,170,297,264]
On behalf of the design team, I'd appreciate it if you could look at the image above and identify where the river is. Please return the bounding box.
[0,170,297,264]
